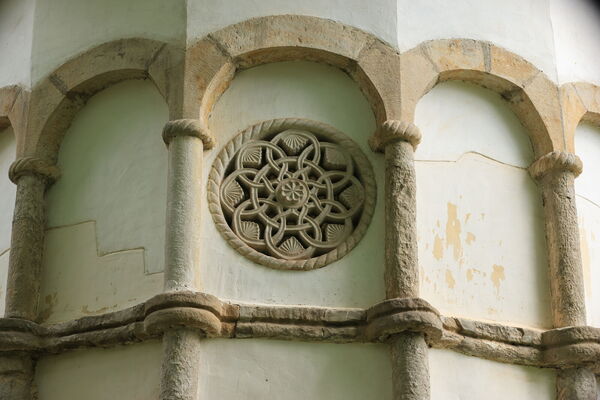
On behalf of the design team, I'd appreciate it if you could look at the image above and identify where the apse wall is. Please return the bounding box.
[0,1,596,400]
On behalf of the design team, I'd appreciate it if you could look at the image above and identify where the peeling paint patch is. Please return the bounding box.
[445,203,463,261]
[38,293,58,323]
[445,269,456,289]
[466,232,476,245]
[433,234,444,260]
[491,265,505,294]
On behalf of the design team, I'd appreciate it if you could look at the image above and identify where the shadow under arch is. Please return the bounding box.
[28,38,184,162]
[402,39,560,157]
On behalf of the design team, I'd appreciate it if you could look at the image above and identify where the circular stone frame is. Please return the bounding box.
[207,118,377,271]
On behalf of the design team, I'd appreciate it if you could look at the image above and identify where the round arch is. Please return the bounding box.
[184,15,401,137]
[401,39,560,157]
[28,38,184,162]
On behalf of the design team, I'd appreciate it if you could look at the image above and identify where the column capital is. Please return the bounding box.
[529,151,583,180]
[369,120,422,153]
[162,119,216,149]
[8,157,60,185]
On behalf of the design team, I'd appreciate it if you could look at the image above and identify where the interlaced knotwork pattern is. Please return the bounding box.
[208,118,376,270]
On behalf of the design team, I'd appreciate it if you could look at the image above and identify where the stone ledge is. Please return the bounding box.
[0,293,598,372]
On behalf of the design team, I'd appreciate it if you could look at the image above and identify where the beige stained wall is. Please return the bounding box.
[575,123,600,328]
[415,81,550,329]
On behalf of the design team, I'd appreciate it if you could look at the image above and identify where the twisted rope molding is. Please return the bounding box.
[207,118,377,270]
[8,157,60,185]
[1,292,599,373]
[369,120,422,152]
[162,118,216,149]
[529,150,583,180]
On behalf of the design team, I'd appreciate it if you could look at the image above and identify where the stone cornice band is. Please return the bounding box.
[370,120,422,152]
[8,157,60,185]
[1,292,599,372]
[529,150,583,180]
[162,119,216,149]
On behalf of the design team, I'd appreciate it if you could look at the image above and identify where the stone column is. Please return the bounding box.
[5,157,59,320]
[530,151,596,400]
[373,120,430,400]
[160,119,214,400]
[2,157,59,400]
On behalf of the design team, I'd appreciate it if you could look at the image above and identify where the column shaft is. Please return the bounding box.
[164,135,204,291]
[5,175,47,320]
[377,121,430,400]
[160,120,213,400]
[531,151,595,400]
[0,355,34,400]
[384,140,419,299]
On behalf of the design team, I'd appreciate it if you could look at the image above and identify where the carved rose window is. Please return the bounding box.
[208,119,376,270]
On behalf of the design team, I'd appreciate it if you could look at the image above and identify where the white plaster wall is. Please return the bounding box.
[415,82,550,328]
[198,340,392,399]
[203,61,384,308]
[35,341,162,400]
[0,0,34,87]
[575,123,600,327]
[0,128,16,317]
[429,349,556,399]
[30,0,186,84]
[186,0,397,47]
[550,0,600,86]
[43,80,167,322]
[397,0,558,80]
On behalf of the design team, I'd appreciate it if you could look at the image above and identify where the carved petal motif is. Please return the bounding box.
[339,184,363,209]
[281,134,308,155]
[323,147,346,169]
[278,236,305,256]
[223,180,244,207]
[241,147,262,168]
[239,221,260,240]
[325,224,346,242]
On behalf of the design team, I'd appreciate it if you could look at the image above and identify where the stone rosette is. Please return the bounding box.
[208,118,376,270]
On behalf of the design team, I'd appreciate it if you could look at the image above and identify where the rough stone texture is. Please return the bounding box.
[0,354,33,400]
[383,140,419,299]
[530,153,586,327]
[556,367,596,400]
[164,135,204,292]
[160,329,202,400]
[391,333,430,400]
[5,173,51,321]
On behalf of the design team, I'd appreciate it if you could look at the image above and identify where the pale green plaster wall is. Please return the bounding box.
[197,340,392,399]
[35,341,162,400]
[429,348,556,399]
[43,79,167,322]
[0,127,16,316]
[203,60,385,308]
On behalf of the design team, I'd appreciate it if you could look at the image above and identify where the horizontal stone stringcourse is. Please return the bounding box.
[0,291,598,373]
